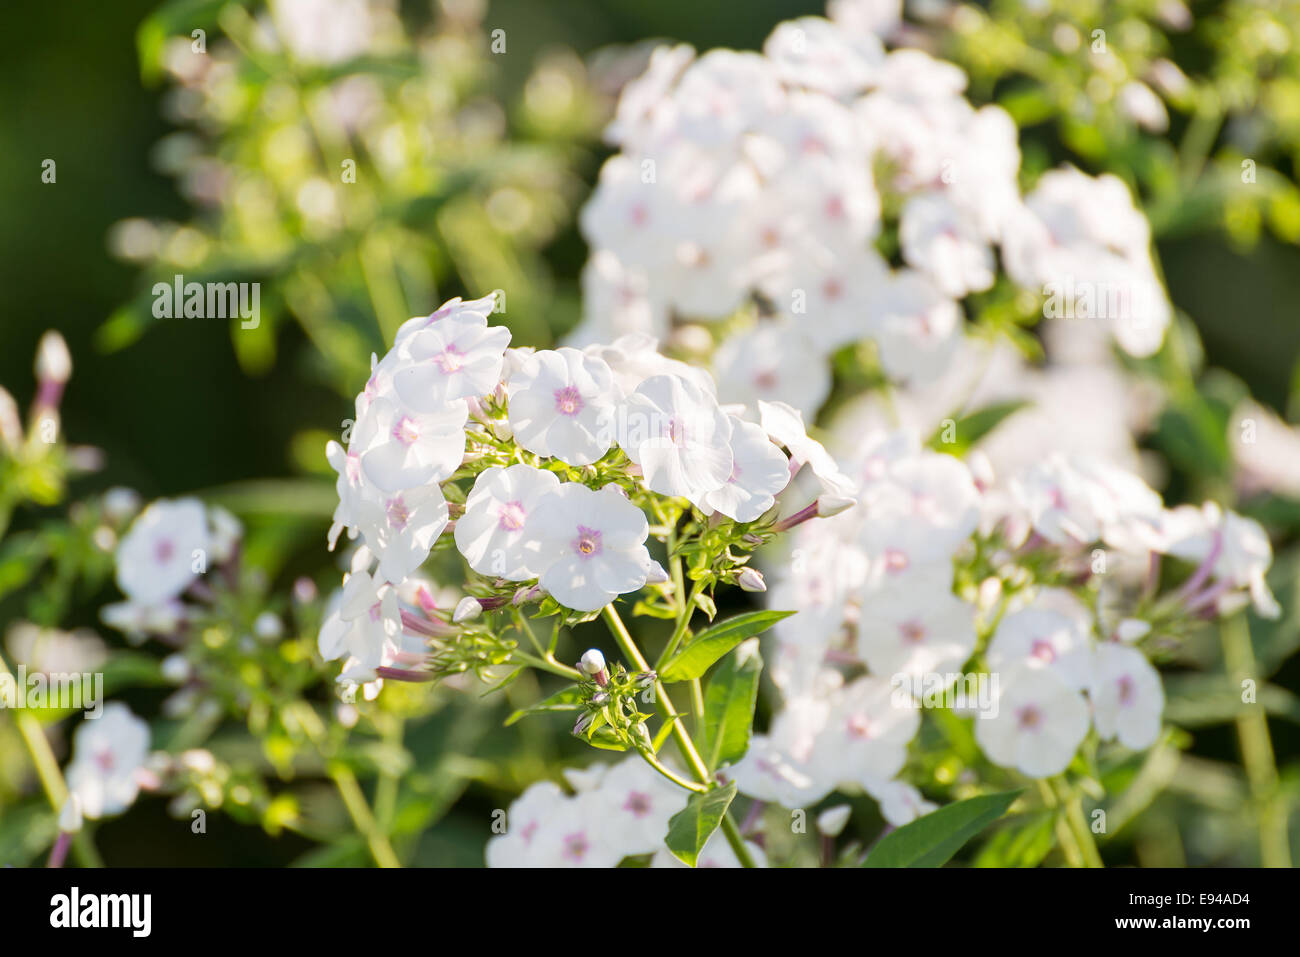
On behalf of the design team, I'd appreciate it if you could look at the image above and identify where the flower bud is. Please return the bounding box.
[736,568,766,593]
[816,494,856,518]
[816,804,851,837]
[35,331,72,386]
[453,597,483,623]
[1116,618,1151,643]
[292,576,318,604]
[58,794,83,834]
[512,583,543,606]
[630,721,654,751]
[253,611,283,640]
[160,653,192,685]
[33,331,71,416]
[580,648,608,686]
[0,387,22,451]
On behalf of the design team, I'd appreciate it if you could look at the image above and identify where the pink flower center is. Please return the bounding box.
[94,748,116,773]
[883,549,909,574]
[900,620,926,644]
[823,277,844,301]
[432,345,465,374]
[562,831,589,862]
[1016,704,1043,731]
[368,602,384,623]
[393,415,421,446]
[1030,639,1057,663]
[1117,675,1136,706]
[154,539,175,564]
[825,194,845,219]
[553,385,584,417]
[573,526,602,558]
[386,496,410,530]
[846,713,875,739]
[624,791,652,817]
[754,369,779,390]
[497,500,526,531]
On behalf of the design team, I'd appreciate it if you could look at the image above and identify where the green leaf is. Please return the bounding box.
[660,610,794,682]
[862,790,1022,868]
[702,638,762,771]
[926,400,1029,456]
[504,685,581,726]
[665,782,737,868]
[970,811,1055,868]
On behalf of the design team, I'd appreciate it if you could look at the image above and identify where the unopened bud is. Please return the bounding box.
[816,494,856,518]
[737,568,766,593]
[292,576,318,604]
[630,721,654,751]
[512,583,543,606]
[0,387,23,451]
[36,331,72,386]
[816,804,851,837]
[580,648,608,686]
[58,794,83,834]
[453,597,483,623]
[1116,618,1152,643]
[253,611,283,640]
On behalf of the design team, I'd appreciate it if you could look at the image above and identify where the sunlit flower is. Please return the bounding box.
[115,498,211,605]
[66,703,151,819]
[975,665,1089,778]
[1090,642,1164,750]
[507,348,619,465]
[530,483,659,611]
[455,464,562,580]
[354,396,467,493]
[620,374,734,503]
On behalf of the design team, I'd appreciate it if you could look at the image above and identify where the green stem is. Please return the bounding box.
[1054,778,1103,868]
[293,702,401,868]
[637,749,707,793]
[0,652,102,867]
[513,650,582,681]
[374,716,403,834]
[602,605,755,867]
[720,813,757,868]
[656,579,704,670]
[603,605,710,783]
[1221,614,1290,868]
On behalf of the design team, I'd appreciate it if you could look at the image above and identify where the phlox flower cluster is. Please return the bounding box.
[319,295,846,692]
[570,3,1172,422]
[487,755,764,868]
[101,497,242,641]
[756,422,1278,796]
